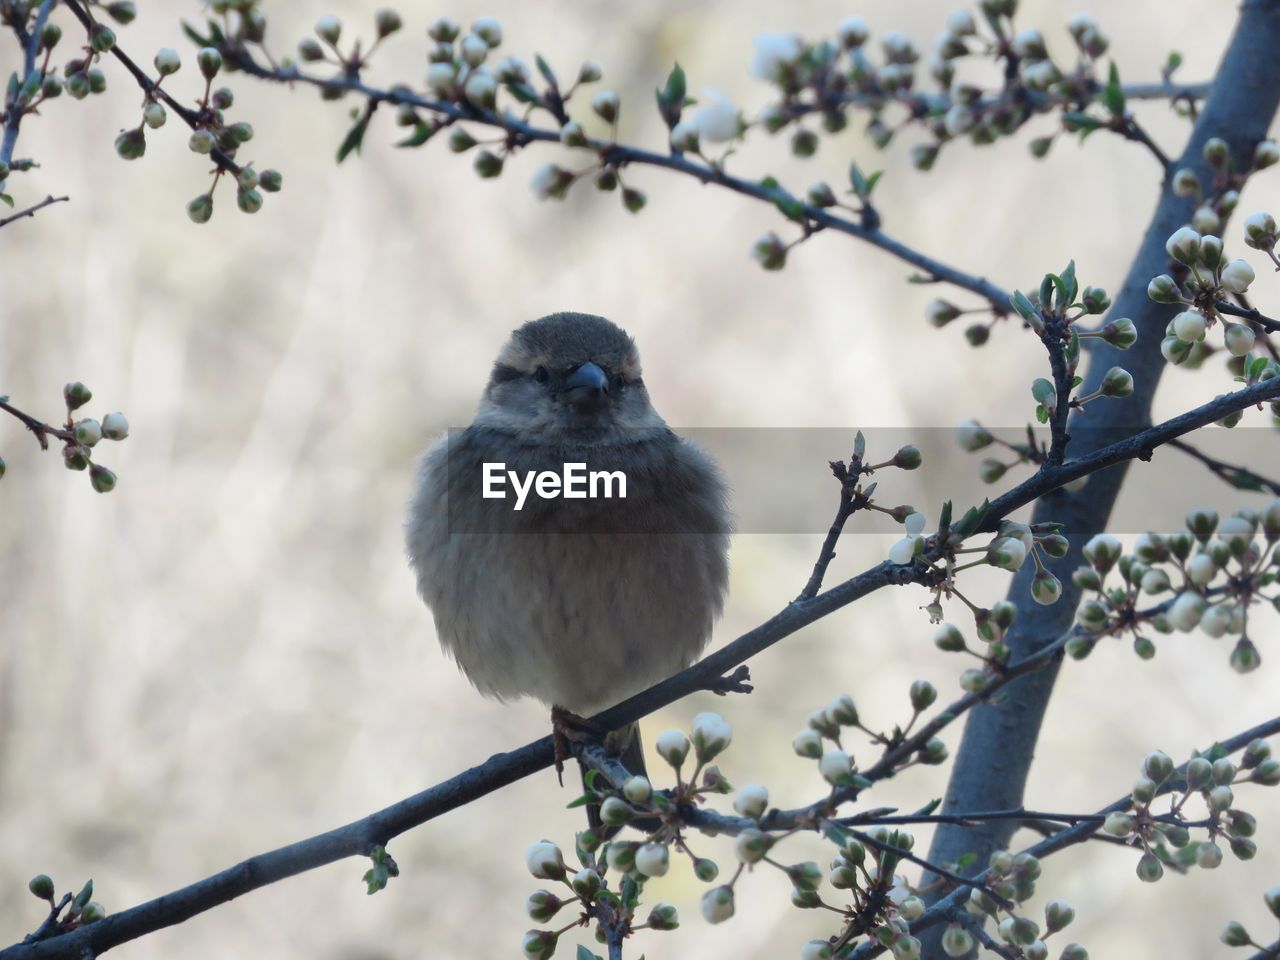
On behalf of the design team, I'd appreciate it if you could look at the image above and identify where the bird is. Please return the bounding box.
[405,311,730,783]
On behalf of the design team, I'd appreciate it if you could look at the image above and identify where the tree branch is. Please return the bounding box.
[221,49,1013,310]
[0,0,57,171]
[1168,437,1280,495]
[4,373,1277,958]
[0,193,68,229]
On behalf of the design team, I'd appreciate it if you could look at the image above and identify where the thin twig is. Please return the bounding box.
[0,193,68,229]
[1217,299,1280,334]
[1168,437,1280,495]
[0,397,74,449]
[1118,116,1173,171]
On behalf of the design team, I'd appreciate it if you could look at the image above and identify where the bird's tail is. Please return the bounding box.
[581,722,646,831]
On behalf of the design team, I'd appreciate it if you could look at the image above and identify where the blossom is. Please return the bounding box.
[1220,258,1255,293]
[691,88,740,143]
[749,33,802,82]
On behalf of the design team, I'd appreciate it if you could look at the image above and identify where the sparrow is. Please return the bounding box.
[405,312,731,780]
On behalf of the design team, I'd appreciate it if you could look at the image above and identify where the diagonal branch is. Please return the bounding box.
[221,49,1013,310]
[4,377,1278,959]
[1168,437,1280,495]
[0,193,68,229]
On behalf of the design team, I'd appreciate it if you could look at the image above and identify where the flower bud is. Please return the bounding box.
[1243,211,1277,251]
[733,784,768,819]
[197,47,223,79]
[819,748,851,784]
[752,231,787,270]
[189,129,216,155]
[941,925,975,957]
[701,885,734,923]
[28,875,54,900]
[894,444,922,470]
[472,16,503,47]
[114,127,146,161]
[525,841,565,880]
[934,623,965,651]
[1255,139,1279,170]
[827,693,858,725]
[89,463,117,493]
[315,15,342,45]
[1220,921,1251,946]
[633,842,669,877]
[1220,258,1255,294]
[1193,205,1221,234]
[694,857,719,881]
[374,9,402,38]
[237,188,263,214]
[1136,852,1164,882]
[570,867,602,898]
[1103,811,1134,836]
[691,711,732,762]
[460,34,488,67]
[591,91,620,124]
[186,193,214,224]
[647,903,679,931]
[655,729,689,767]
[909,680,936,711]
[81,902,106,923]
[427,17,460,42]
[1196,841,1223,869]
[89,23,116,53]
[1171,167,1199,197]
[154,48,181,75]
[298,37,325,61]
[802,940,832,960]
[464,70,497,109]
[1099,366,1134,398]
[1166,226,1201,264]
[521,930,557,959]
[1030,570,1062,605]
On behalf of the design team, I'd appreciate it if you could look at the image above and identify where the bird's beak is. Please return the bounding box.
[563,361,609,411]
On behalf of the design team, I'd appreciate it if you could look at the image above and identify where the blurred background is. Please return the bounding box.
[1,0,1278,957]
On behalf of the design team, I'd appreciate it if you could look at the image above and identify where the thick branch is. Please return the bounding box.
[0,0,57,170]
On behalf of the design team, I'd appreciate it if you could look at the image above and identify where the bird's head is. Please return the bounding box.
[474,312,667,444]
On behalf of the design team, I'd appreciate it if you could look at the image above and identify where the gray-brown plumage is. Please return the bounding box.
[406,312,730,778]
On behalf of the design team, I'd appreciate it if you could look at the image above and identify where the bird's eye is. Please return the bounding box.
[534,366,550,383]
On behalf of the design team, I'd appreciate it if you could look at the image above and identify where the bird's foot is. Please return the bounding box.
[550,705,608,786]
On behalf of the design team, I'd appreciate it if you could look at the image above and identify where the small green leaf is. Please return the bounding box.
[955,852,978,870]
[0,193,13,208]
[534,53,558,89]
[1036,405,1049,424]
[566,792,598,809]
[1061,111,1103,133]
[336,115,370,163]
[655,62,687,127]
[1102,62,1125,117]
[1071,375,1084,388]
[72,880,93,911]
[853,430,866,459]
[1226,471,1265,492]
[577,947,602,960]
[1011,290,1038,323]
[505,82,540,105]
[1059,259,1078,306]
[864,170,883,195]
[917,798,942,815]
[1249,356,1269,381]
[849,162,868,196]
[938,500,953,531]
[1166,51,1183,75]
[396,121,436,148]
[1066,330,1081,365]
[952,500,990,538]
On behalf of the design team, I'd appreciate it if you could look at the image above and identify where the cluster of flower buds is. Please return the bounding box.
[26,874,106,932]
[1070,505,1279,668]
[1102,741,1277,885]
[1149,222,1266,366]
[58,382,128,493]
[956,853,1083,960]
[742,8,1122,175]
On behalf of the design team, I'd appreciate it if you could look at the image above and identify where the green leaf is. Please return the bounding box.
[849,162,868,196]
[774,194,804,222]
[1010,289,1038,323]
[1061,111,1103,134]
[1071,375,1084,388]
[952,500,990,539]
[181,19,222,47]
[917,798,942,815]
[1066,330,1081,366]
[1059,259,1078,306]
[1166,51,1183,75]
[1249,356,1270,382]
[1031,378,1056,407]
[577,947,602,960]
[853,430,866,459]
[655,62,687,127]
[336,115,370,163]
[73,880,93,911]
[1035,405,1049,424]
[864,170,883,195]
[565,792,598,809]
[0,193,13,208]
[396,121,436,148]
[535,53,558,89]
[938,500,953,531]
[505,82,540,105]
[1102,61,1125,117]
[955,852,978,870]
[1226,471,1265,492]
[1037,274,1054,308]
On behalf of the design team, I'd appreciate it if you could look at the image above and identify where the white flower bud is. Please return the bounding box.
[701,885,735,923]
[987,536,1027,572]
[793,728,823,758]
[927,299,961,327]
[1103,812,1135,836]
[944,103,975,137]
[1166,226,1201,264]
[75,419,103,447]
[692,88,740,143]
[472,16,502,47]
[524,840,565,879]
[425,62,457,95]
[801,940,833,960]
[530,163,572,201]
[1255,139,1279,169]
[1243,211,1277,251]
[818,748,851,784]
[1168,591,1205,631]
[622,775,651,804]
[1192,205,1221,234]
[101,412,129,440]
[750,32,803,81]
[314,15,341,45]
[1172,167,1199,197]
[942,925,975,956]
[1197,841,1224,868]
[837,16,869,48]
[460,33,489,67]
[900,896,926,920]
[655,729,690,767]
[947,9,977,35]
[955,418,992,450]
[669,120,700,152]
[591,90,620,123]
[888,537,920,565]
[634,842,670,877]
[691,711,732,761]
[154,47,181,75]
[733,784,768,819]
[1172,309,1207,343]
[577,59,603,83]
[1224,323,1256,356]
[463,69,497,109]
[1220,258,1255,294]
